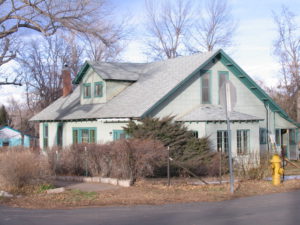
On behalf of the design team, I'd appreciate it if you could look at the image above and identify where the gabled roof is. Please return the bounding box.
[0,126,29,139]
[177,105,263,122]
[30,49,300,127]
[31,50,218,121]
[73,61,147,84]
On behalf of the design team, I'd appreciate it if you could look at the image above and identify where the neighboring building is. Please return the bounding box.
[30,49,300,160]
[0,126,30,147]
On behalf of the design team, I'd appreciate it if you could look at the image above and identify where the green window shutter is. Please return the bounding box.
[89,129,96,143]
[73,129,78,144]
[43,123,48,149]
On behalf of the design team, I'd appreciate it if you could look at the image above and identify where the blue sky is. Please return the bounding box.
[1,0,300,105]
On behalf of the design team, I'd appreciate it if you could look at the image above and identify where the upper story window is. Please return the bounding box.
[83,83,91,98]
[94,82,103,97]
[201,71,211,104]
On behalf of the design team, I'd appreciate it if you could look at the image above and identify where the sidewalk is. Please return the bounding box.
[53,180,121,192]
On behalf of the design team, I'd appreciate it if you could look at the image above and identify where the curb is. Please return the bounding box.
[55,176,132,187]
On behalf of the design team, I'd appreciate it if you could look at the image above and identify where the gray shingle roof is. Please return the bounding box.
[177,105,263,122]
[88,61,147,81]
[31,50,219,121]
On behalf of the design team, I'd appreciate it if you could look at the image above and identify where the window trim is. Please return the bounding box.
[72,127,97,144]
[113,130,128,141]
[83,83,92,99]
[218,71,229,104]
[237,129,250,155]
[94,81,104,97]
[201,70,212,104]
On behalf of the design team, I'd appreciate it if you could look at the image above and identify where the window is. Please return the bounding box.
[113,130,128,141]
[94,82,103,97]
[217,130,228,153]
[2,141,9,147]
[237,130,250,155]
[218,71,229,103]
[43,123,48,148]
[72,128,96,144]
[192,131,199,138]
[57,123,63,147]
[201,71,211,104]
[83,83,91,98]
[259,128,267,145]
[275,129,281,146]
[289,129,296,145]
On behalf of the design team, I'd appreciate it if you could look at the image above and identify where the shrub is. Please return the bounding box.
[234,153,269,180]
[124,117,215,174]
[48,139,167,181]
[0,149,51,191]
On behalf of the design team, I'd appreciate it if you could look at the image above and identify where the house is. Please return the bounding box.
[0,126,30,148]
[30,49,300,160]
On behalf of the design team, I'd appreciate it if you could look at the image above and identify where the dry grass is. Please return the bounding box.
[0,150,51,192]
[1,179,300,209]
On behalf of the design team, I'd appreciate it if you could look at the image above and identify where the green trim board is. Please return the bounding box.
[73,61,90,84]
[94,81,104,97]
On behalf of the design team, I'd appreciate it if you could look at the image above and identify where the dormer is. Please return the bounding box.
[73,61,144,105]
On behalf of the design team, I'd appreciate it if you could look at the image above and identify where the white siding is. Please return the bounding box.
[81,68,106,104]
[43,120,129,148]
[205,122,260,157]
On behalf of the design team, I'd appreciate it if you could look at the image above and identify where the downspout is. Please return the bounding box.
[264,101,270,155]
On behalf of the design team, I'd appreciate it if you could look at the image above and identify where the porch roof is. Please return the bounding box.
[177,105,263,122]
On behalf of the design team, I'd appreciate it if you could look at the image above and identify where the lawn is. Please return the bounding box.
[1,178,300,209]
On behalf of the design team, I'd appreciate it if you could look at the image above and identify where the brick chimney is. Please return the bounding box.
[62,64,72,97]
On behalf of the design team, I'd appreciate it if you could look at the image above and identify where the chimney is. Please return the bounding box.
[62,64,72,97]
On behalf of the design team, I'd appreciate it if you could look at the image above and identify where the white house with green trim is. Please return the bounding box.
[30,49,300,160]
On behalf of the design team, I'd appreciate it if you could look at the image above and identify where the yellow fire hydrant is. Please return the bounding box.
[270,154,284,186]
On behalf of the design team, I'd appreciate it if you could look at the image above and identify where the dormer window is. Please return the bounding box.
[94,82,103,97]
[83,83,91,98]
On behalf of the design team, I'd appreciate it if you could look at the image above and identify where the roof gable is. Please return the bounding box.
[30,49,299,127]
[73,61,146,84]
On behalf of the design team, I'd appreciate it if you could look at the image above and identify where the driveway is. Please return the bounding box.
[1,190,300,225]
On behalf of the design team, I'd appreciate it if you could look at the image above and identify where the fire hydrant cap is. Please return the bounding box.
[270,154,282,163]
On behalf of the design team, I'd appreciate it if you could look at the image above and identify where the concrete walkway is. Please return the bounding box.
[53,180,120,192]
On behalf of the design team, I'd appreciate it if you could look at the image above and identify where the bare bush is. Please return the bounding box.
[48,139,167,181]
[0,149,51,190]
[234,153,270,180]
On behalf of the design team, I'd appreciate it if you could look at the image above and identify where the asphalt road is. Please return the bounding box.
[1,190,300,225]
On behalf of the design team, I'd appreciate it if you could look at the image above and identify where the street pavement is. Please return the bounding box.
[1,189,300,225]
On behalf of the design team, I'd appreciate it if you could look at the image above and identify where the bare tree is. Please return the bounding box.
[144,0,192,60]
[17,35,83,111]
[273,6,300,121]
[0,0,125,85]
[186,0,237,53]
